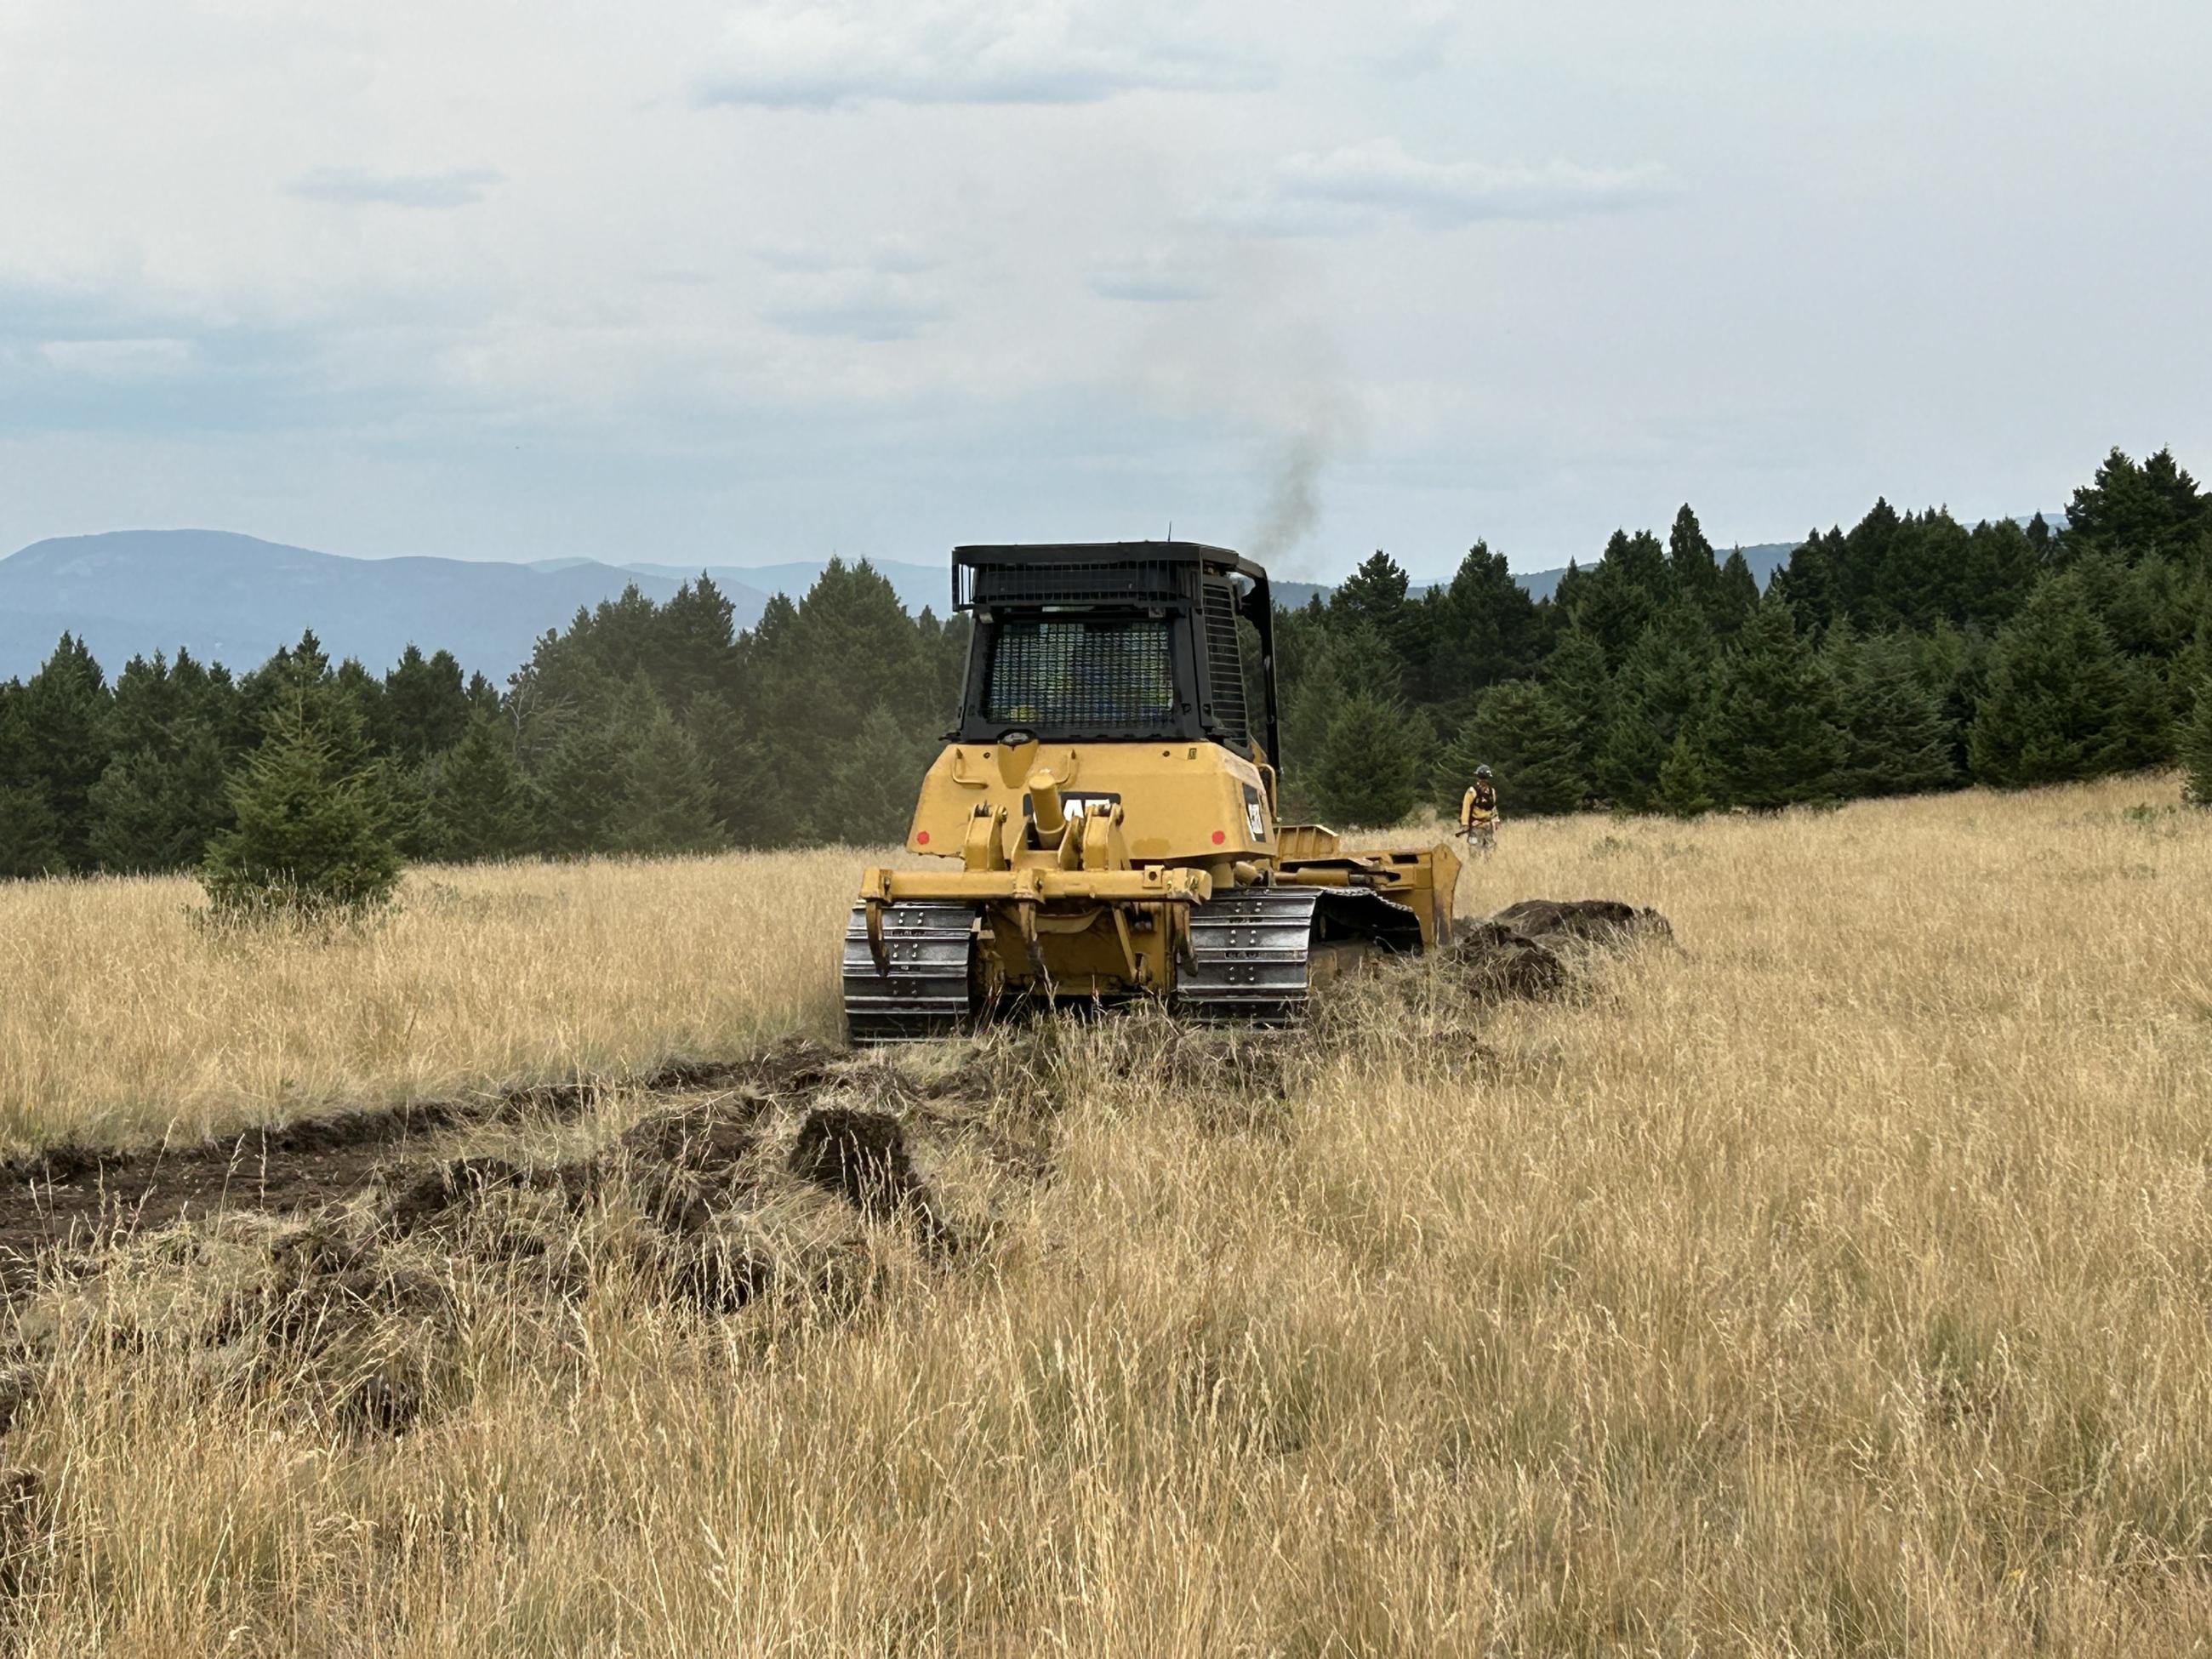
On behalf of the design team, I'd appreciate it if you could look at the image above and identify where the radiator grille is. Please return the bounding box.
[983,619,1176,731]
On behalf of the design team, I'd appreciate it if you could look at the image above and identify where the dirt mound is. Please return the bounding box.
[791,1109,926,1214]
[1486,898,1673,953]
[202,1223,456,1435]
[1440,921,1575,999]
[1442,898,1673,1001]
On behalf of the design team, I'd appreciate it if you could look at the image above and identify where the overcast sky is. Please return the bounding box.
[2,0,2207,582]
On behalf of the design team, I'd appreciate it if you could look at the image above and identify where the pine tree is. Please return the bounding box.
[1594,603,1715,810]
[1667,505,1722,622]
[1312,693,1423,827]
[17,634,113,871]
[1656,733,1714,818]
[1958,518,2044,628]
[1772,527,1843,631]
[618,699,724,856]
[1330,550,1413,640]
[201,698,402,919]
[2113,658,2175,771]
[536,721,629,856]
[1274,613,1348,820]
[820,705,931,844]
[684,691,778,847]
[2169,619,2212,737]
[1437,679,1586,816]
[241,630,379,778]
[1833,499,1903,626]
[425,714,540,861]
[378,757,438,861]
[652,576,739,713]
[383,646,473,762]
[1918,619,1983,779]
[1860,509,1964,630]
[1713,549,1760,636]
[1705,593,1844,807]
[2065,447,2209,562]
[1830,630,1957,798]
[0,784,62,879]
[1968,571,2143,786]
[1575,529,1669,664]
[1539,626,1613,784]
[1593,716,1668,812]
[2180,679,2212,807]
[1417,541,1542,704]
[0,681,62,877]
[87,733,232,872]
[87,650,237,871]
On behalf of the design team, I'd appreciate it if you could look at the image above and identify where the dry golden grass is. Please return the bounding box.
[6,775,2212,1654]
[0,848,871,1152]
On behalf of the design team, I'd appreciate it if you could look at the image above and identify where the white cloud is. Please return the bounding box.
[753,237,944,276]
[1086,252,1215,304]
[697,0,1269,109]
[37,338,198,379]
[288,167,505,208]
[761,266,948,341]
[2,0,2207,574]
[765,295,946,341]
[1212,139,1682,236]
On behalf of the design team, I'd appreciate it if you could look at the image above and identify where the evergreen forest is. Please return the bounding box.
[3,444,2210,893]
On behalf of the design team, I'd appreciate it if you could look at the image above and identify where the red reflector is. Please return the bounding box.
[1211,830,1227,844]
[916,831,930,845]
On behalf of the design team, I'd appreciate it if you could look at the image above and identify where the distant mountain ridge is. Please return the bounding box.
[0,520,2057,682]
[0,532,760,684]
[0,531,961,681]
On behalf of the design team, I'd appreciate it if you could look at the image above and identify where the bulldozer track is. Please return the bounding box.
[841,900,977,1045]
[1174,888,1324,1024]
[839,886,1432,1042]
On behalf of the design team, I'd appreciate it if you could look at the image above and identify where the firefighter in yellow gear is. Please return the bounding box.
[1459,765,1499,851]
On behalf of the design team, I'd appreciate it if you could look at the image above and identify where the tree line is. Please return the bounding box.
[2,444,2209,904]
[1277,445,2212,824]
[0,560,966,890]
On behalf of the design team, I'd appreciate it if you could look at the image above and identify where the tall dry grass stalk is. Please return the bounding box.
[5,776,2212,1653]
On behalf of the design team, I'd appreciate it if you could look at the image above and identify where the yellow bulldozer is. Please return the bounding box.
[842,542,1461,1040]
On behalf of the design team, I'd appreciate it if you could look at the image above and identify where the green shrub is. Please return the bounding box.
[199,699,401,921]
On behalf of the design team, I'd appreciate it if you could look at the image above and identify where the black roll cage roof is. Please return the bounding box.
[951,540,1267,588]
[946,540,1280,766]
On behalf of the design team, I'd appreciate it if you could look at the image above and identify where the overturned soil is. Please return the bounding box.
[1442,898,1672,998]
[0,1038,1058,1445]
[0,1046,875,1297]
[0,897,1668,1310]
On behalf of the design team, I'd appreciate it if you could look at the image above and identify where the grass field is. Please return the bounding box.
[0,847,866,1153]
[4,776,2211,1653]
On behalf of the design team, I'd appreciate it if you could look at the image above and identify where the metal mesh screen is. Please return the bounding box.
[1200,578,1250,746]
[983,618,1175,730]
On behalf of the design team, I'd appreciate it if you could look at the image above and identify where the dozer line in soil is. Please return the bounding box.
[842,541,1460,1042]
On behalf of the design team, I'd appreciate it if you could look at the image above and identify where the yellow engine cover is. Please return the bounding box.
[905,737,1275,869]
